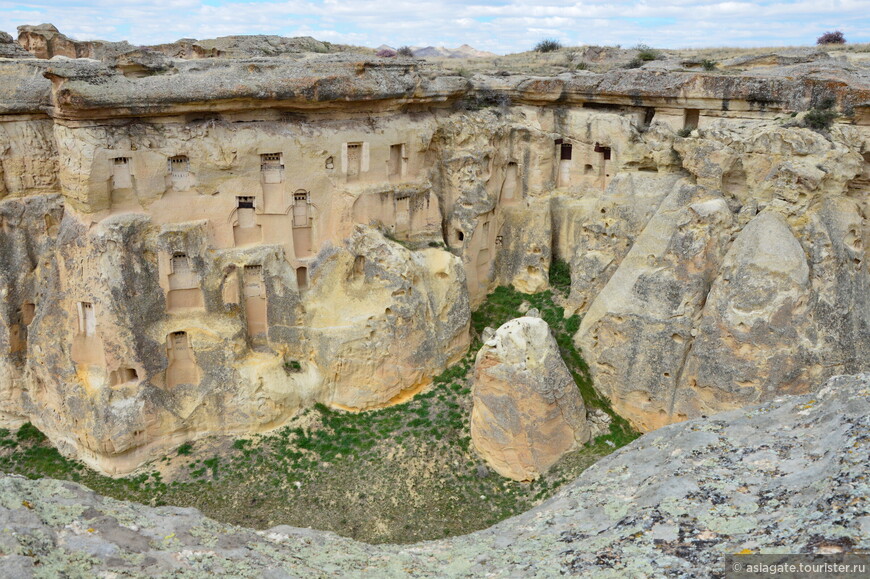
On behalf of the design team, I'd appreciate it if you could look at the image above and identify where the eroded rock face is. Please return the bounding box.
[471,317,589,481]
[674,212,813,415]
[576,122,869,433]
[0,27,867,470]
[0,373,866,576]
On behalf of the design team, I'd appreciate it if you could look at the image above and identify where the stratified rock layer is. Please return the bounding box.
[0,373,866,577]
[0,25,867,471]
[470,317,589,481]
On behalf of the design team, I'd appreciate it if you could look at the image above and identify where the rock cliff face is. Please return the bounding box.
[0,27,867,472]
[471,317,589,481]
[0,372,866,576]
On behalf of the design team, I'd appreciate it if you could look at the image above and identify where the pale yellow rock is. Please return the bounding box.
[471,317,590,481]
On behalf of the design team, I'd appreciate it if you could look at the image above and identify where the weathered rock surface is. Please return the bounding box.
[0,24,867,471]
[575,122,869,432]
[0,373,866,577]
[470,317,589,481]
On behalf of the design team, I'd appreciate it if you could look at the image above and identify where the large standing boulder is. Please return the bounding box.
[471,317,590,481]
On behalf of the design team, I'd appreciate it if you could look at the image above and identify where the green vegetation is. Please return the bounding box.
[701,59,717,71]
[396,46,414,57]
[0,261,638,544]
[803,98,839,131]
[534,39,562,53]
[283,360,302,373]
[634,43,660,61]
[677,127,693,137]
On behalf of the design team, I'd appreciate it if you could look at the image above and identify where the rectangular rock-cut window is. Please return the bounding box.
[77,302,96,336]
[260,153,284,185]
[234,196,261,246]
[293,192,309,228]
[684,109,700,130]
[172,253,191,275]
[237,196,256,227]
[169,253,198,290]
[560,143,573,161]
[244,264,267,340]
[346,143,362,180]
[112,157,133,190]
[389,144,405,178]
[166,331,199,388]
[296,266,308,291]
[168,155,190,176]
[261,153,283,169]
[594,143,612,161]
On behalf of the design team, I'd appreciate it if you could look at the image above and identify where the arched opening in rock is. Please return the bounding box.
[296,266,308,291]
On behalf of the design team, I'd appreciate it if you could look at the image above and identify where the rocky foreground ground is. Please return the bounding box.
[0,372,866,578]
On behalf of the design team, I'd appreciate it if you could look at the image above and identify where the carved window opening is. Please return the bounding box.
[261,152,284,185]
[110,367,139,386]
[584,164,594,174]
[167,251,203,311]
[21,302,35,326]
[77,302,96,336]
[353,255,365,279]
[643,107,656,125]
[389,143,406,178]
[560,143,573,161]
[456,230,464,242]
[293,192,310,228]
[166,331,198,388]
[243,265,267,340]
[261,152,283,169]
[346,142,362,180]
[221,266,240,306]
[684,109,700,130]
[500,161,519,203]
[296,267,308,291]
[234,197,261,246]
[112,157,132,190]
[171,253,191,275]
[325,156,334,170]
[168,155,190,176]
[594,143,612,160]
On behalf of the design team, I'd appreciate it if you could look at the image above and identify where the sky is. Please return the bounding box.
[1,0,868,54]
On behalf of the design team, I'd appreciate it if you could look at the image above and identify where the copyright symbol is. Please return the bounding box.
[732,562,742,572]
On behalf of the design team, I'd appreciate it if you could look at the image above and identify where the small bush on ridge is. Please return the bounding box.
[817,31,846,45]
[535,39,562,53]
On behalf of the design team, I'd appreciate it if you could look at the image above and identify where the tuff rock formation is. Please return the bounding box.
[470,317,590,481]
[0,25,867,472]
[0,372,866,577]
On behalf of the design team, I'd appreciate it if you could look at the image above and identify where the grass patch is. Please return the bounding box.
[0,283,638,544]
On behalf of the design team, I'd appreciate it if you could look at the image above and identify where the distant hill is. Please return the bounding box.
[377,43,497,59]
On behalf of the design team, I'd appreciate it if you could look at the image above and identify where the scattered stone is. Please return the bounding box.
[587,408,613,439]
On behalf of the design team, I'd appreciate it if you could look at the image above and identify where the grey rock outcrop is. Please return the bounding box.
[0,373,866,577]
[0,31,32,59]
[470,317,590,481]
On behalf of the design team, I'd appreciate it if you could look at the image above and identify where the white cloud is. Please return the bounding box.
[0,0,866,53]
